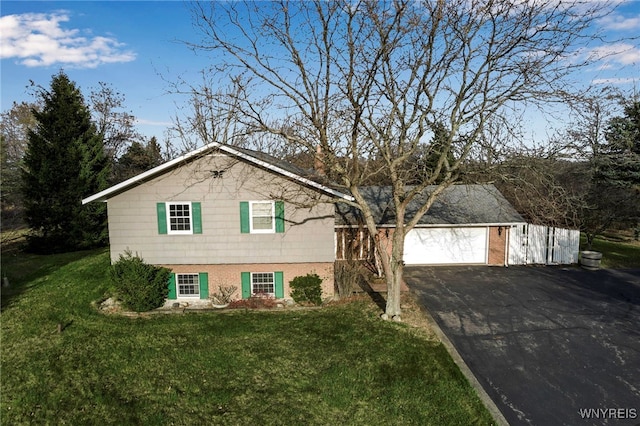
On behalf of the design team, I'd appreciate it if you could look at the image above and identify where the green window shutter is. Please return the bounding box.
[192,202,202,234]
[168,273,177,299]
[275,271,284,298]
[240,202,250,234]
[198,272,209,299]
[275,201,285,233]
[241,272,251,299]
[157,203,167,234]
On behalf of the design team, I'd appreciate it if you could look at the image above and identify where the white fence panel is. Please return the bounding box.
[551,227,580,265]
[508,224,579,266]
[527,224,549,264]
[508,224,528,265]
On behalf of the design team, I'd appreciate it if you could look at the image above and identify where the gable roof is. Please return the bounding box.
[82,142,353,204]
[336,184,524,227]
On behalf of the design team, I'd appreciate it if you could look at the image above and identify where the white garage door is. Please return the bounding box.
[404,227,488,265]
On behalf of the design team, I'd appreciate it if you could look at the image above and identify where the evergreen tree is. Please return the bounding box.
[22,72,110,253]
[599,101,640,186]
[581,99,640,245]
[422,122,456,184]
[113,136,164,182]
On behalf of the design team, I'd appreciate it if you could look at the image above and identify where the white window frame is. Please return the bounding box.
[176,273,200,298]
[166,202,193,235]
[249,201,275,234]
[251,272,275,296]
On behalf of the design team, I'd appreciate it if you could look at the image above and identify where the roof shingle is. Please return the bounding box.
[336,184,524,226]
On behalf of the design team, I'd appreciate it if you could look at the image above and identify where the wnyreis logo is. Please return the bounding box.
[578,408,637,420]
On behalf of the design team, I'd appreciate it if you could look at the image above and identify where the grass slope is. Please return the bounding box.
[1,250,493,425]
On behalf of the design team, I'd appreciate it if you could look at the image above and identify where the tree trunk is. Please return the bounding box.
[383,225,406,320]
[385,260,404,320]
[585,233,595,250]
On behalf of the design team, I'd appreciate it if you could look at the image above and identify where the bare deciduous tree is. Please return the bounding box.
[182,0,611,319]
[167,74,245,152]
[0,101,39,164]
[1,101,40,234]
[90,82,142,160]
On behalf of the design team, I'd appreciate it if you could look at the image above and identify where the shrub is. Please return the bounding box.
[110,251,171,312]
[290,273,323,306]
[228,294,277,309]
[211,285,238,305]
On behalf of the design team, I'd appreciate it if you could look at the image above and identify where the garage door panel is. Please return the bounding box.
[404,228,487,265]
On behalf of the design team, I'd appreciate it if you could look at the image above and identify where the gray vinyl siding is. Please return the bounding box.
[106,154,335,265]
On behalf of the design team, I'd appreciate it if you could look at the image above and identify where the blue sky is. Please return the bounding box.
[1,1,204,142]
[2,1,640,146]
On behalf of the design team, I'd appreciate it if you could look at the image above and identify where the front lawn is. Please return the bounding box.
[1,249,494,425]
[581,234,640,269]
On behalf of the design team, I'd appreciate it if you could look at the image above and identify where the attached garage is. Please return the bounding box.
[336,184,525,267]
[404,227,488,265]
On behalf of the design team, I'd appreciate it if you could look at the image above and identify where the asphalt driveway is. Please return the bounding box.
[405,266,640,426]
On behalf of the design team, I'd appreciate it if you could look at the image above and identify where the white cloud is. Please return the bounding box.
[598,13,640,31]
[577,42,640,68]
[0,12,136,68]
[592,77,639,85]
[136,118,173,127]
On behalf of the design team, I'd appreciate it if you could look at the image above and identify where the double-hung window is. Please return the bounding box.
[167,272,209,300]
[168,202,192,234]
[156,202,202,235]
[241,271,284,299]
[177,273,200,297]
[252,272,275,296]
[240,201,284,234]
[250,201,275,233]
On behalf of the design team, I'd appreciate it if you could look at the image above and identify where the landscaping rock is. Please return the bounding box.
[99,297,122,313]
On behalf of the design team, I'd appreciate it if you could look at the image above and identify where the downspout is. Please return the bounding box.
[504,226,509,267]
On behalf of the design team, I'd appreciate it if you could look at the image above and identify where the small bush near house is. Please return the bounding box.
[211,285,238,305]
[110,251,171,312]
[290,273,323,306]
[228,294,277,309]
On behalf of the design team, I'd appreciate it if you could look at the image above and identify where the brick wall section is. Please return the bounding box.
[163,262,335,300]
[488,226,507,265]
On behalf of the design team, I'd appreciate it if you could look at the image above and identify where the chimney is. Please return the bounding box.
[314,145,326,177]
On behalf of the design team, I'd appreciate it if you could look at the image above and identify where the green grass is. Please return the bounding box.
[581,234,640,269]
[1,250,494,425]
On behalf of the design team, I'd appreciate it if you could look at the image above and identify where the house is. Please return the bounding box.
[335,185,526,266]
[84,143,534,305]
[83,143,352,303]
